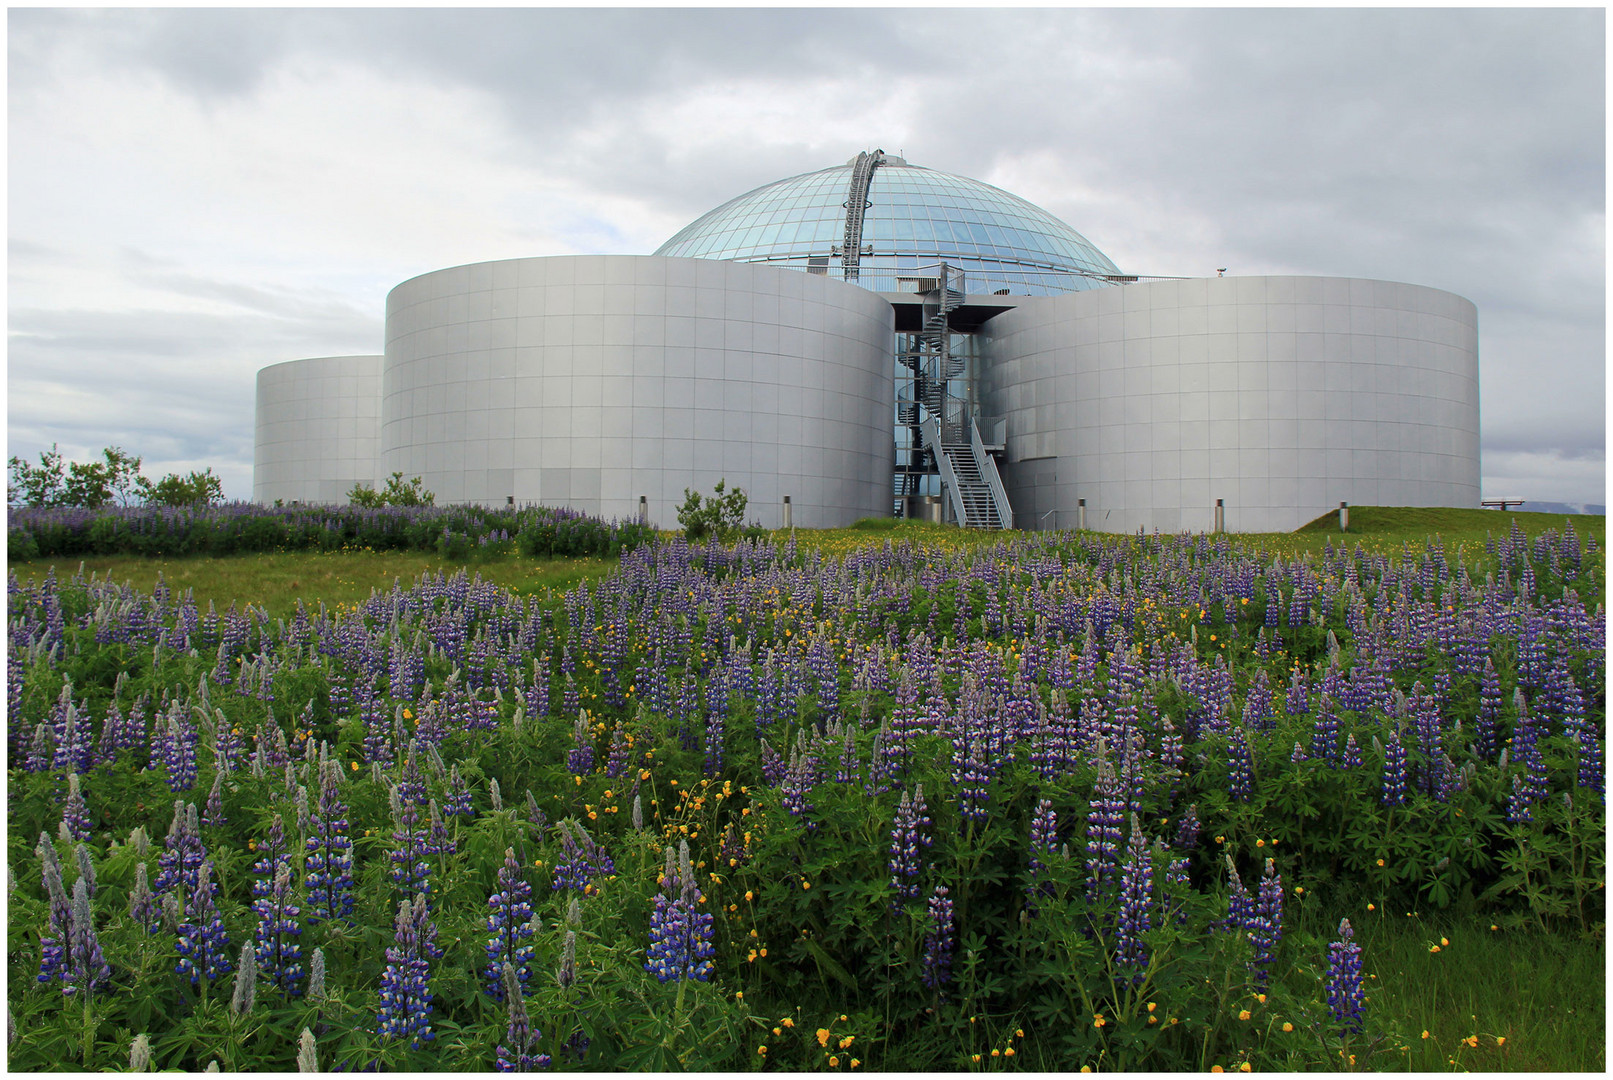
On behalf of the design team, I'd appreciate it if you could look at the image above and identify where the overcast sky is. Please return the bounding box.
[8,7,1605,507]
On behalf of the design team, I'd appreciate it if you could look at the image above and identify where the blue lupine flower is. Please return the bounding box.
[175,860,232,986]
[1381,728,1407,807]
[1228,725,1253,802]
[444,765,475,818]
[568,713,595,776]
[919,885,954,992]
[377,894,436,1049]
[154,801,206,901]
[36,835,71,987]
[1326,919,1365,1034]
[494,963,550,1072]
[888,784,932,906]
[253,864,304,997]
[60,774,93,842]
[1114,816,1153,986]
[781,730,819,828]
[305,761,355,924]
[552,820,614,894]
[1025,796,1058,907]
[1248,857,1283,985]
[1084,754,1124,899]
[64,875,110,998]
[484,848,536,1001]
[644,841,715,983]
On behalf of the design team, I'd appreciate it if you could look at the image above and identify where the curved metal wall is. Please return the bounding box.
[253,355,382,505]
[980,276,1480,533]
[381,255,894,526]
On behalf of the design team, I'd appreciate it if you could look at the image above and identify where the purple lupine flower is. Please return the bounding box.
[494,962,550,1072]
[568,713,595,776]
[604,722,631,780]
[950,735,993,826]
[1085,754,1125,898]
[551,820,614,893]
[1114,816,1153,986]
[154,801,206,901]
[1507,742,1550,824]
[1576,715,1604,797]
[248,809,285,876]
[36,835,71,987]
[704,706,727,779]
[780,731,818,828]
[557,929,577,992]
[26,723,53,773]
[175,860,232,986]
[833,722,858,785]
[387,789,434,905]
[1326,918,1365,1035]
[377,893,436,1048]
[128,861,157,931]
[1163,855,1191,926]
[249,861,301,997]
[1310,696,1340,763]
[1248,858,1283,986]
[157,702,198,793]
[888,784,932,906]
[1342,732,1362,771]
[1228,725,1253,802]
[305,761,355,925]
[60,774,92,842]
[1026,797,1058,907]
[759,740,787,787]
[644,841,715,983]
[201,767,227,829]
[1174,802,1200,857]
[1381,728,1407,807]
[1474,658,1502,760]
[396,744,428,808]
[63,875,110,998]
[1221,855,1253,937]
[484,848,536,1001]
[444,766,474,819]
[919,885,955,992]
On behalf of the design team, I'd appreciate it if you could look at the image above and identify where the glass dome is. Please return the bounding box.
[654,155,1122,296]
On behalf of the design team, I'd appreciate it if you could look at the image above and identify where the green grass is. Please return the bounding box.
[1346,909,1605,1071]
[7,549,619,620]
[1297,504,1604,541]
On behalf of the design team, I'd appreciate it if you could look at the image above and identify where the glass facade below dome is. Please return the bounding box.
[655,161,1122,296]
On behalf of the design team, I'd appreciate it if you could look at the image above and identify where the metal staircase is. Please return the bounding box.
[840,150,885,283]
[909,263,1013,529]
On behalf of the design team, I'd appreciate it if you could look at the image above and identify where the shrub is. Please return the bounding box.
[678,480,749,543]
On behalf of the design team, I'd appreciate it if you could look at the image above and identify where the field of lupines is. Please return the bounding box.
[6,516,1604,1071]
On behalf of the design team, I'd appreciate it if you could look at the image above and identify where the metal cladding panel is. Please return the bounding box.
[981,276,1480,534]
[382,255,894,526]
[253,355,383,504]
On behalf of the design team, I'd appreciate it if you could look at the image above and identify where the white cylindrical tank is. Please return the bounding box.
[980,276,1480,533]
[381,255,894,527]
[253,355,383,505]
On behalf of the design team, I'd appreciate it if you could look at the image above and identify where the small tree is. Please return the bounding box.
[8,444,66,507]
[349,472,435,508]
[8,445,145,508]
[677,479,748,543]
[138,468,224,507]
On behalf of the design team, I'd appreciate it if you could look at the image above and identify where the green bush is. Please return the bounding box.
[677,479,749,542]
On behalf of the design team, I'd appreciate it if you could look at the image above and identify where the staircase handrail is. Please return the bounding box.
[970,416,1014,529]
[921,414,970,528]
